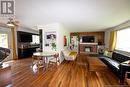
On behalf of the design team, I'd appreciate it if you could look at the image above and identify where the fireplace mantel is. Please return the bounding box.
[79,43,98,45]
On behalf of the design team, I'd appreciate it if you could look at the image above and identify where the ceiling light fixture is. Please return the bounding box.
[7,18,15,27]
[7,21,15,27]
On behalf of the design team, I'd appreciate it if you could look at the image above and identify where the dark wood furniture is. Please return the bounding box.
[18,47,39,58]
[0,64,11,87]
[87,57,108,72]
[17,31,40,58]
[70,32,105,45]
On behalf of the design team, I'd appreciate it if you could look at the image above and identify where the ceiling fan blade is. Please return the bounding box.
[13,21,20,26]
[0,22,8,27]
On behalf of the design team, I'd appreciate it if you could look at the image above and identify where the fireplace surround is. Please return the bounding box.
[85,47,91,52]
[79,43,98,54]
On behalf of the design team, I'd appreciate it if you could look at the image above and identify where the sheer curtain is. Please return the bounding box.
[116,28,130,52]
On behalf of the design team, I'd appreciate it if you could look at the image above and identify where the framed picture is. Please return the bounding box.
[44,31,57,51]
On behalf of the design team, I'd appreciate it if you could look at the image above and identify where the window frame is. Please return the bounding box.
[115,26,130,53]
[0,33,9,48]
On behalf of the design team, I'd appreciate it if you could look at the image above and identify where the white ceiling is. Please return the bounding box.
[15,0,130,32]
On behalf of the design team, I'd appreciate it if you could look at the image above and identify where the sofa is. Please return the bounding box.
[0,47,10,66]
[99,51,130,83]
[62,50,77,61]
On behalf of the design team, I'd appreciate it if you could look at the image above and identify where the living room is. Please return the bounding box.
[0,0,130,87]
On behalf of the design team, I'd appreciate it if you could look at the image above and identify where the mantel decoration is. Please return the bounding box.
[45,32,57,51]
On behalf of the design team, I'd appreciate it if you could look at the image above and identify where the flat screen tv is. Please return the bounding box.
[20,33,32,42]
[82,36,95,43]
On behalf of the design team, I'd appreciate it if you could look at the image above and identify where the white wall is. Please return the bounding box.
[41,23,59,51]
[58,24,70,51]
[58,24,70,62]
[17,26,38,34]
[41,23,70,63]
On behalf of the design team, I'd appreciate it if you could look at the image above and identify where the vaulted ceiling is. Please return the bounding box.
[15,0,130,32]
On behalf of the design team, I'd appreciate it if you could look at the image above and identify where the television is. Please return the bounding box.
[82,36,95,43]
[19,33,32,42]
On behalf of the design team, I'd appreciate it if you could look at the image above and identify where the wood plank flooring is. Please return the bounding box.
[1,55,128,87]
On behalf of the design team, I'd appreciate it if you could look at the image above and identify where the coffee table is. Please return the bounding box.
[87,57,108,72]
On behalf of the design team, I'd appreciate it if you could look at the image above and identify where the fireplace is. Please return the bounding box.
[79,43,98,54]
[85,47,91,52]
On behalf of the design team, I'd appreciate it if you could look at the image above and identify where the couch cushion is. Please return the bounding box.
[103,50,109,56]
[103,50,113,58]
[107,59,120,69]
[107,51,113,58]
[121,60,130,64]
[62,50,70,56]
[112,52,130,63]
[68,52,77,60]
[0,50,7,62]
[69,51,77,56]
[103,57,120,69]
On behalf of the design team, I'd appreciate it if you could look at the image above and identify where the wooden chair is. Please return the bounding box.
[32,49,44,69]
[32,55,45,70]
[48,53,60,66]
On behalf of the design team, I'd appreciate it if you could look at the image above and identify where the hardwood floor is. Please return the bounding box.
[1,55,128,87]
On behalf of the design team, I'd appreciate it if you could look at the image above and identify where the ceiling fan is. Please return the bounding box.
[7,17,20,27]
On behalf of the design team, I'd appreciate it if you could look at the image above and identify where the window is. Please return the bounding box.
[0,34,8,48]
[115,27,130,52]
[32,35,40,44]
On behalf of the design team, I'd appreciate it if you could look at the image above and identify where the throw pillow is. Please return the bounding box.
[103,50,108,56]
[122,60,130,64]
[107,52,113,58]
[103,50,113,58]
[69,51,77,56]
